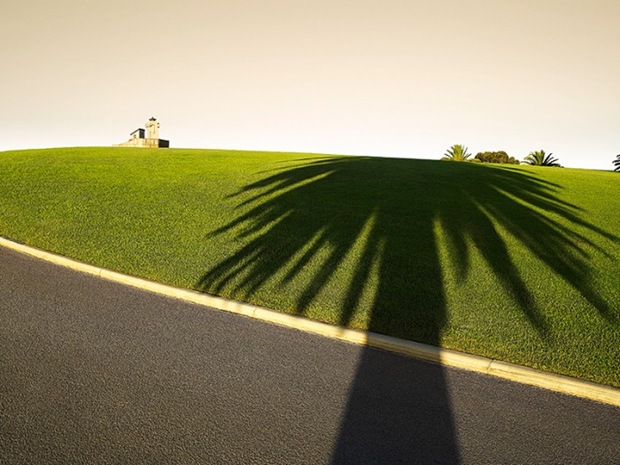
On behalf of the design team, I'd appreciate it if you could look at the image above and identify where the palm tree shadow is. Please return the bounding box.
[197,157,616,462]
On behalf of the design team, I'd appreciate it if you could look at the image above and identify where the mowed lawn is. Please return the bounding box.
[1,147,619,386]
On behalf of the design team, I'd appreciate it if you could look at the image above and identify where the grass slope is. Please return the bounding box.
[1,147,619,386]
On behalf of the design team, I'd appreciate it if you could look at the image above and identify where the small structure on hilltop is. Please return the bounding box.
[116,117,170,148]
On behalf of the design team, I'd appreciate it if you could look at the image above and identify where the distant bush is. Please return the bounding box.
[441,144,473,161]
[474,151,519,164]
[523,150,562,167]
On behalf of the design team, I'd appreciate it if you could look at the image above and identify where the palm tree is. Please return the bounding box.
[522,150,561,167]
[441,144,472,161]
[613,154,620,172]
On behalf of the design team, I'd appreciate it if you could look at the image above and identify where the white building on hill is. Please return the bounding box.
[116,117,170,148]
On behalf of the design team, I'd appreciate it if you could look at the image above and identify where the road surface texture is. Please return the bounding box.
[1,246,619,464]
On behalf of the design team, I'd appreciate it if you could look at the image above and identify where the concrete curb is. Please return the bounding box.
[2,235,619,408]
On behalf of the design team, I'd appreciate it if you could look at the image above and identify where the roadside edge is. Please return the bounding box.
[2,235,618,407]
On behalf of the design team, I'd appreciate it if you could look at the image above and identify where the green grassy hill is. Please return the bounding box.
[1,147,619,385]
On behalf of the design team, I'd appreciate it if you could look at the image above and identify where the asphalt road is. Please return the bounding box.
[1,245,619,464]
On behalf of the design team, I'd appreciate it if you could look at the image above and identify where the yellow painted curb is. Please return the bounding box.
[2,236,619,408]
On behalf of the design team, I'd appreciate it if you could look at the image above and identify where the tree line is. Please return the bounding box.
[442,145,620,171]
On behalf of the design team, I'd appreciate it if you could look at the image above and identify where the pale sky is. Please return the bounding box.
[2,0,619,169]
